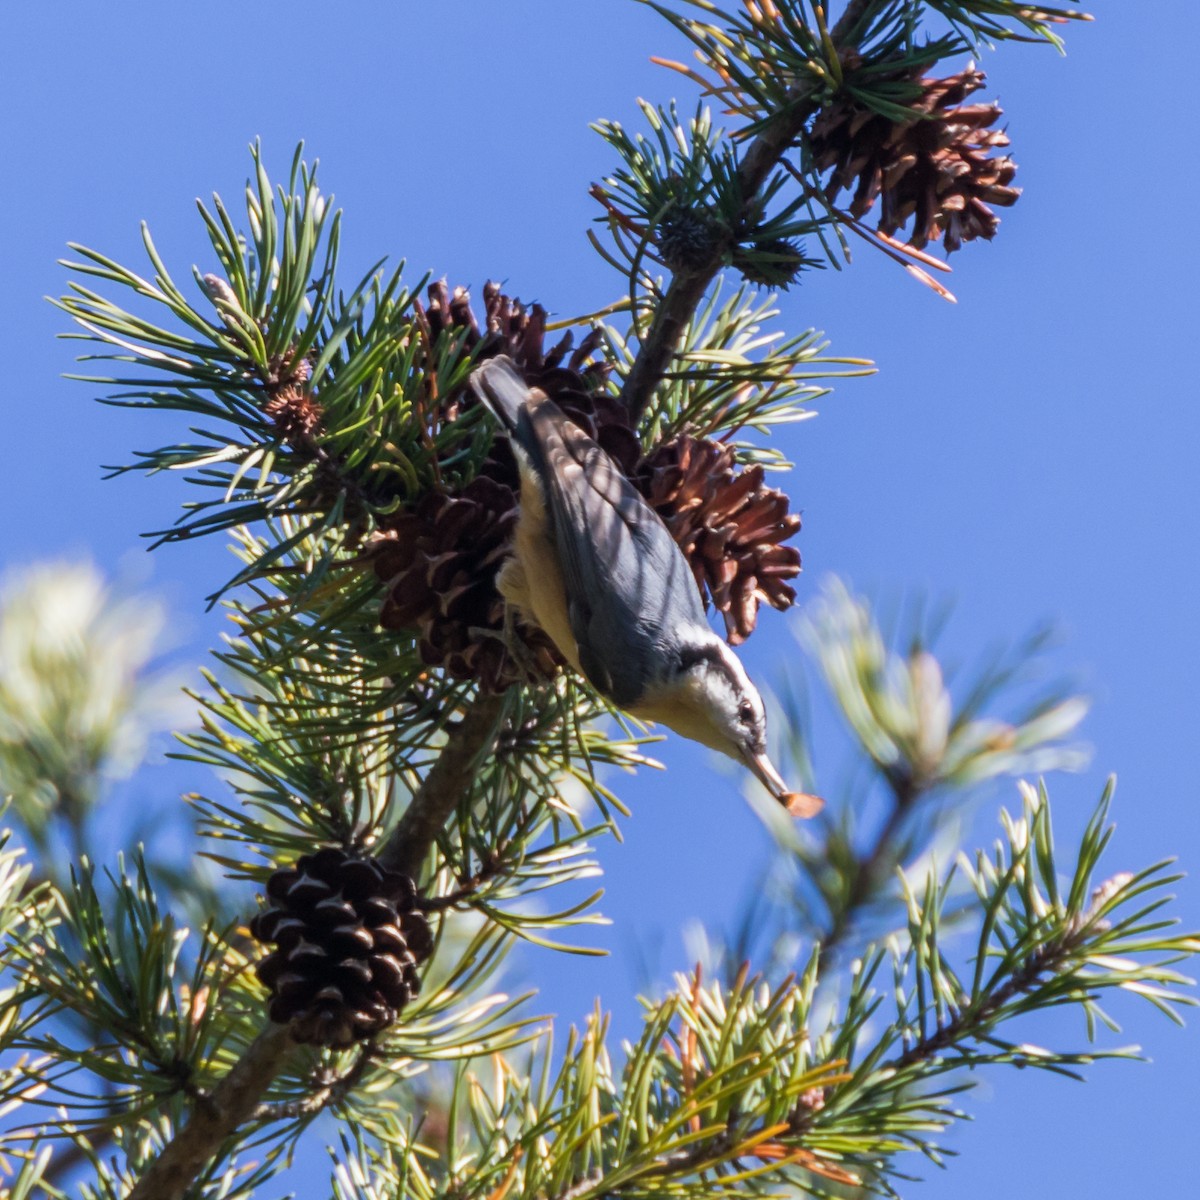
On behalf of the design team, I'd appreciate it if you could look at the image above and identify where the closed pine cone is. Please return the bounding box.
[251,847,433,1048]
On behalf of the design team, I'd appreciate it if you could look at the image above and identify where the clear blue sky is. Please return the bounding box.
[3,2,1198,1196]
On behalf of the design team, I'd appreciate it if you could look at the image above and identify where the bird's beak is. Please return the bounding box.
[744,748,824,820]
[746,747,789,799]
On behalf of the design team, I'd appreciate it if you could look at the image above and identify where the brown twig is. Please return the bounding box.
[417,847,508,911]
[251,1041,376,1122]
[534,1098,856,1200]
[891,932,1078,1071]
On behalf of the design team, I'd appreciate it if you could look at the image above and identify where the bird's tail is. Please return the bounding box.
[469,355,528,431]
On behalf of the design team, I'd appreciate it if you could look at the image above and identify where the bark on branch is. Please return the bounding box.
[127,1025,294,1200]
[380,691,508,877]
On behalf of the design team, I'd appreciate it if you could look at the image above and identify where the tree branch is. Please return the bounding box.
[251,1041,375,1122]
[127,1024,294,1200]
[379,691,508,877]
[125,689,509,1200]
[621,0,877,423]
[417,846,507,911]
[820,770,923,959]
[540,926,1094,1200]
[891,927,1083,1072]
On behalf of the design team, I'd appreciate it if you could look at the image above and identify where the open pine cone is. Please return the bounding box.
[251,847,433,1048]
[640,434,801,644]
[424,279,617,419]
[371,475,562,693]
[810,63,1019,252]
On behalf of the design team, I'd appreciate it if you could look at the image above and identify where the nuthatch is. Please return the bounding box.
[470,355,820,818]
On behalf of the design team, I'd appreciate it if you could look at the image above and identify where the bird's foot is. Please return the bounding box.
[470,609,543,686]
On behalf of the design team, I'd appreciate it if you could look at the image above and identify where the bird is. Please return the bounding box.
[469,355,821,819]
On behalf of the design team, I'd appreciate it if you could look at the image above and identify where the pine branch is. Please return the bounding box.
[725,580,1091,974]
[620,0,876,422]
[121,689,510,1200]
[252,1043,375,1121]
[409,783,1199,1200]
[417,848,509,912]
[819,769,921,959]
[890,930,1065,1072]
[639,887,1178,1198]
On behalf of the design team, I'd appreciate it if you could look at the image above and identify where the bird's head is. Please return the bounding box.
[633,630,822,818]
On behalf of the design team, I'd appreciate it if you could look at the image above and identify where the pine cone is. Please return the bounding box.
[730,237,812,289]
[639,434,801,644]
[251,847,433,1048]
[656,199,726,273]
[423,279,615,409]
[263,382,323,440]
[369,475,561,693]
[470,282,639,481]
[810,64,1019,252]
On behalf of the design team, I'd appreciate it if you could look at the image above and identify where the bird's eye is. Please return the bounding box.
[738,700,755,724]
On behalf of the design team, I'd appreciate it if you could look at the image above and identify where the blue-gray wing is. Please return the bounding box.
[470,356,526,431]
[517,394,707,706]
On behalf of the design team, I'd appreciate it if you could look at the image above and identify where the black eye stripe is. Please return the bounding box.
[678,642,727,672]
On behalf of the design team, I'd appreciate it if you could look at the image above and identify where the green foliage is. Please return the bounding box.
[604,281,872,455]
[0,562,186,865]
[715,580,1092,969]
[69,1117,281,1200]
[174,530,646,947]
[803,579,1088,796]
[328,782,1194,1200]
[926,0,1091,47]
[646,0,1080,121]
[592,93,839,302]
[591,102,740,280]
[2,853,239,1122]
[55,143,492,600]
[593,0,1091,343]
[0,846,544,1160]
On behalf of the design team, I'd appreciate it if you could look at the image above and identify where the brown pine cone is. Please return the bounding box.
[251,848,433,1048]
[639,434,801,644]
[423,279,615,412]
[262,383,323,440]
[810,63,1019,252]
[369,475,562,693]
[420,278,633,460]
